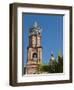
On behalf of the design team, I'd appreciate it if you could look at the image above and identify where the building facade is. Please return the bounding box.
[26,22,42,74]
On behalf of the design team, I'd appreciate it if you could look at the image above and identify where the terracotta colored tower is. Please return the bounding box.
[26,22,42,74]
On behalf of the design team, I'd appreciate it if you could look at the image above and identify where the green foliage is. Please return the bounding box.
[57,56,63,73]
[49,60,58,73]
[37,55,63,74]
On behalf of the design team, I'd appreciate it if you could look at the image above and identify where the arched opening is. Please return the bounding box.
[33,53,37,61]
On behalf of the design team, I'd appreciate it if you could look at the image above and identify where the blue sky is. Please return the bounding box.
[22,13,63,64]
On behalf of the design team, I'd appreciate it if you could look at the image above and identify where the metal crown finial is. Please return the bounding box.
[33,21,38,27]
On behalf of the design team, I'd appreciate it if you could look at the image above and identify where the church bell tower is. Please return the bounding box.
[26,22,42,74]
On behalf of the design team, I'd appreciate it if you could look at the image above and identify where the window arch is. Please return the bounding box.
[33,53,37,61]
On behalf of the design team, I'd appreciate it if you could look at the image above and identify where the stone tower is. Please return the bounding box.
[26,22,42,74]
